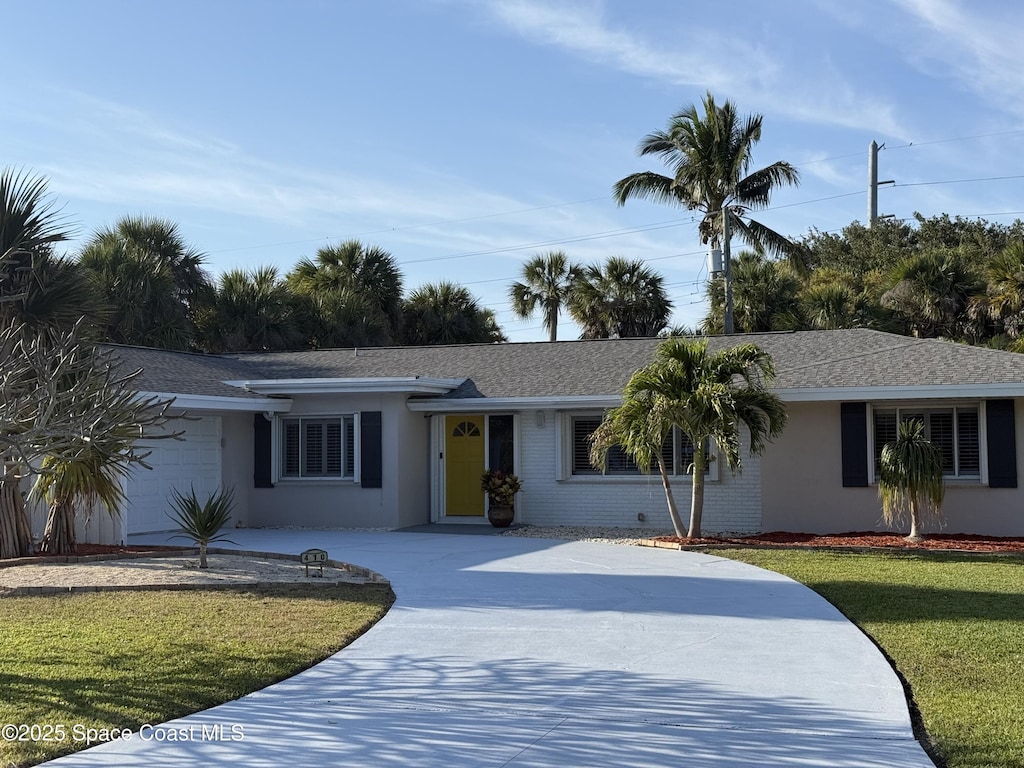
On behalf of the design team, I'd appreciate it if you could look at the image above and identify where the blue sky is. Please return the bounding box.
[5,0,1024,341]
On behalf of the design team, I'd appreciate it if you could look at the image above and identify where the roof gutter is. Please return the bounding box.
[224,377,464,396]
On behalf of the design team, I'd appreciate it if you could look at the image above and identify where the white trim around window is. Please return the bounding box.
[558,412,719,482]
[868,402,985,484]
[276,414,358,482]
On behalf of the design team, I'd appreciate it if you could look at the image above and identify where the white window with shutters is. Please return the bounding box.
[563,413,718,481]
[871,404,982,481]
[281,416,356,480]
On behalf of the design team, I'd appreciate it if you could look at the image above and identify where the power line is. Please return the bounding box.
[891,174,1024,188]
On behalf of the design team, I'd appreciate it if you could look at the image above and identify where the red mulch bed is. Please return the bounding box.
[652,531,1024,553]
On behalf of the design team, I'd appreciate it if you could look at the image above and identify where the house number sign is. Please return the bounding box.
[300,548,328,577]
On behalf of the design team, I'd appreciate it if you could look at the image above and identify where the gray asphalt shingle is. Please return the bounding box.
[107,329,1024,400]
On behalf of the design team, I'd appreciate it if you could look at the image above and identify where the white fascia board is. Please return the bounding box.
[223,377,464,396]
[139,392,293,413]
[406,395,622,412]
[776,383,1024,402]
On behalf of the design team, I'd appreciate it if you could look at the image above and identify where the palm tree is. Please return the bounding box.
[880,248,984,340]
[34,444,128,554]
[981,241,1024,341]
[509,250,582,342]
[592,338,787,538]
[288,240,404,344]
[105,216,210,309]
[590,378,686,537]
[79,216,211,349]
[29,347,179,555]
[196,266,302,352]
[568,257,672,338]
[878,419,944,542]
[1,169,94,558]
[79,238,191,349]
[702,251,803,333]
[0,169,100,330]
[402,282,506,345]
[800,282,858,330]
[614,92,803,270]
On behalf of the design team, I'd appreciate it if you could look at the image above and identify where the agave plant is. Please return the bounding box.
[168,487,237,568]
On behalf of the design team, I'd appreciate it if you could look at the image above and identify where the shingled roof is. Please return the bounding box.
[106,329,1024,402]
[105,344,272,400]
[233,329,1024,399]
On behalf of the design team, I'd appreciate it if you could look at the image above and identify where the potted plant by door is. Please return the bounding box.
[480,469,522,528]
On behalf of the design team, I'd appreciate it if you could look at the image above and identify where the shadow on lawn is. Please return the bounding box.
[804,579,1024,623]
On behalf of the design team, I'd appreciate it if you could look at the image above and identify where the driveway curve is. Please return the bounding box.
[46,530,934,767]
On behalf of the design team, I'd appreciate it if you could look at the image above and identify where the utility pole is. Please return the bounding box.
[723,209,734,335]
[868,141,895,228]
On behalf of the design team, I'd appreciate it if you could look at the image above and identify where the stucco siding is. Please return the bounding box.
[515,410,762,534]
[247,393,420,529]
[761,400,1024,536]
[220,412,253,528]
[395,406,431,528]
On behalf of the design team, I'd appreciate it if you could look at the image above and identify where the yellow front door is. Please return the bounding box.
[445,415,485,516]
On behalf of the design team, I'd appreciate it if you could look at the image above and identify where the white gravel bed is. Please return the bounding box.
[497,525,675,546]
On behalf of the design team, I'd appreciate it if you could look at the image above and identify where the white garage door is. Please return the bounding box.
[125,416,223,535]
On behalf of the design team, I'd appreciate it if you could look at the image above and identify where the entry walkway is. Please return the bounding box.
[47,530,934,766]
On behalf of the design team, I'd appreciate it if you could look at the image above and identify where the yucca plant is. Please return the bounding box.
[168,487,237,568]
[878,419,945,542]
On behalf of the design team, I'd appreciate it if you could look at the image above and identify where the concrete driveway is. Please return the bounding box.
[46,530,935,767]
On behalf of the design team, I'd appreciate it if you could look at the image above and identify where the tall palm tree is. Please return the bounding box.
[568,257,671,338]
[196,266,302,352]
[289,240,404,344]
[402,282,506,345]
[614,92,803,270]
[878,419,944,542]
[509,250,582,342]
[592,338,787,538]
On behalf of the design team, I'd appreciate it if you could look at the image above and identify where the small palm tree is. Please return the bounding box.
[878,420,944,542]
[509,250,582,342]
[34,445,129,554]
[168,487,237,568]
[591,338,787,538]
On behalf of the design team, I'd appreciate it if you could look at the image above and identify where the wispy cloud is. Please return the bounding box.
[476,0,907,137]
[895,0,1024,119]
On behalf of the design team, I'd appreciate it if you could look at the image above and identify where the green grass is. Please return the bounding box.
[0,584,394,767]
[715,548,1024,768]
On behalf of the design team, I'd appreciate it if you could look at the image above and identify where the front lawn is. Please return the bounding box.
[0,584,394,767]
[716,548,1024,768]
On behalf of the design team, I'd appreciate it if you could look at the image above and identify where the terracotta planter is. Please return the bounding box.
[487,503,515,528]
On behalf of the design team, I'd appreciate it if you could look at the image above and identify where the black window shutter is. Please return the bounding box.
[360,411,383,488]
[840,402,869,487]
[986,400,1017,488]
[253,414,274,488]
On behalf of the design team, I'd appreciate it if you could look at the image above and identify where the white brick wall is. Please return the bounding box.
[516,410,763,534]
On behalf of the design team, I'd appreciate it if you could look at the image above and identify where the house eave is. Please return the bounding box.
[224,377,465,396]
[776,383,1024,402]
[406,395,623,412]
[140,392,294,413]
